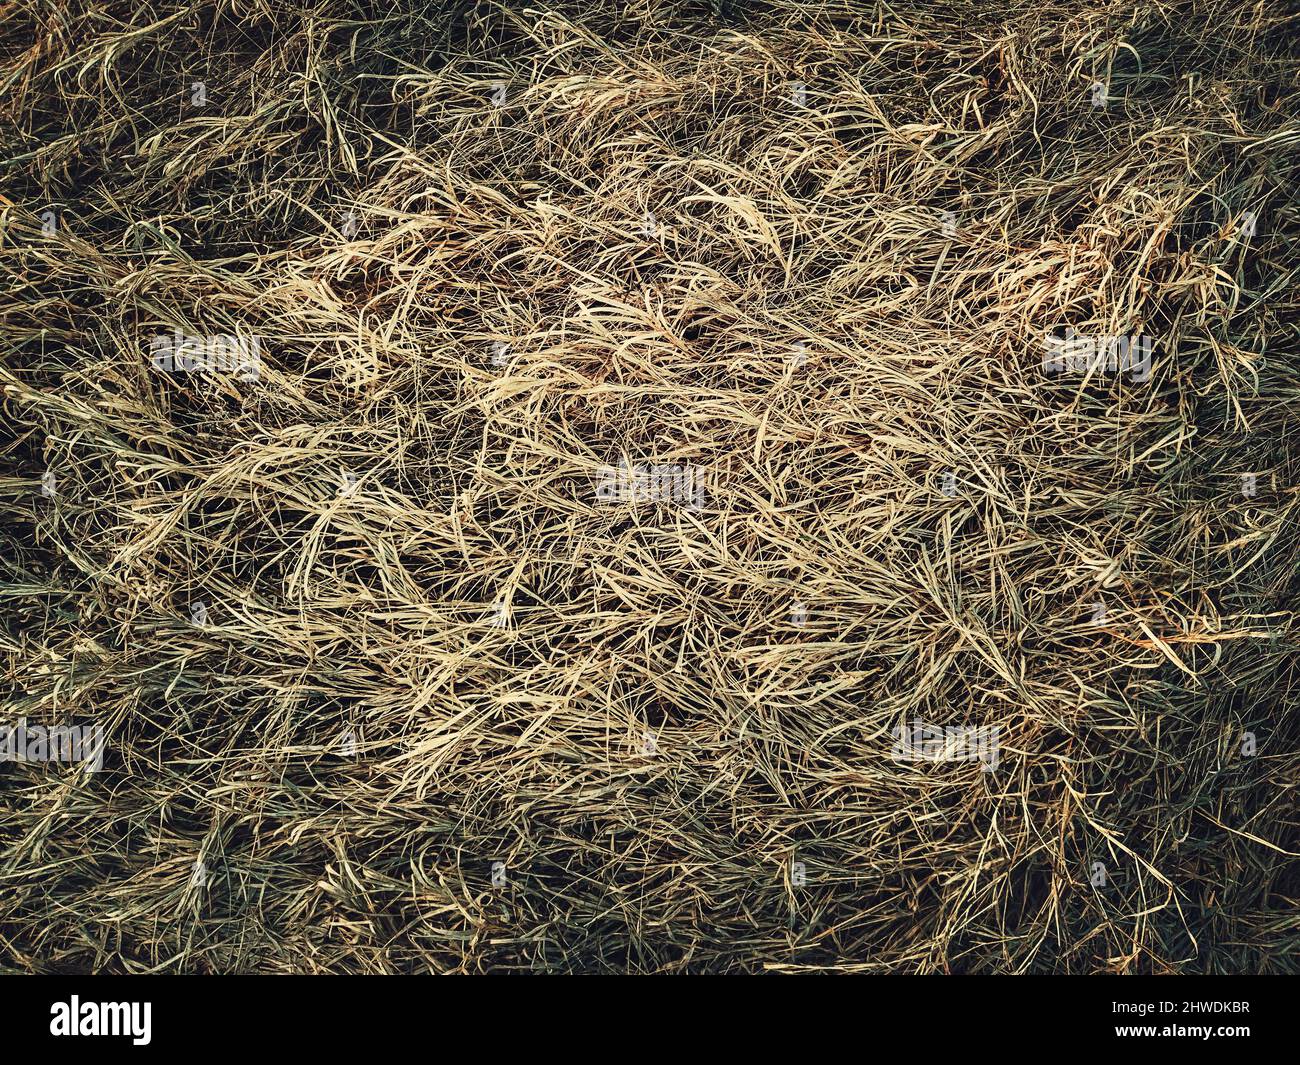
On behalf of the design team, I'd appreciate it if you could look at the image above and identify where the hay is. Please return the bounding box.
[1,0,1297,973]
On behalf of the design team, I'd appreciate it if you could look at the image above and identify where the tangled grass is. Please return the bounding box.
[1,0,1298,974]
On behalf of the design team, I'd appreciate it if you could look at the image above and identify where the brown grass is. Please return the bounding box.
[1,0,1297,973]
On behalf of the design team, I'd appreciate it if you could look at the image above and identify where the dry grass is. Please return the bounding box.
[1,0,1298,973]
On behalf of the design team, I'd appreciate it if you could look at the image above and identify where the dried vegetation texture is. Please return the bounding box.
[1,0,1298,972]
